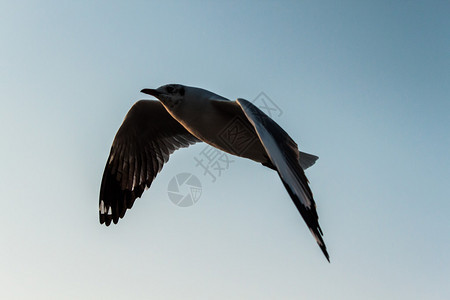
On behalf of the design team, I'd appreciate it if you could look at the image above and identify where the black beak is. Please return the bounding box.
[140,88,161,97]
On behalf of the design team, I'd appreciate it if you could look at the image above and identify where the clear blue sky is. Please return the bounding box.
[1,1,449,299]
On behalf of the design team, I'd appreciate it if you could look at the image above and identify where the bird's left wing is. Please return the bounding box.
[235,98,329,261]
[100,100,200,226]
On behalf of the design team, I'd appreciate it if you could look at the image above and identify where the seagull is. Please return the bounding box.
[100,84,329,261]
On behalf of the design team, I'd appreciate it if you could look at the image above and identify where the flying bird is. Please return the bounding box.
[100,84,329,261]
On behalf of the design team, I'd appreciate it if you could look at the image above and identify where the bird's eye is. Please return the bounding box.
[166,86,174,93]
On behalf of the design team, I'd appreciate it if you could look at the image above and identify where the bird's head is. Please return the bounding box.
[141,84,185,110]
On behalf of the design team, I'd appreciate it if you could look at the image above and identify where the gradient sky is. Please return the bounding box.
[1,1,449,299]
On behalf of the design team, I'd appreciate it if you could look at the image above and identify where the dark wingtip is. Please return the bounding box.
[316,225,330,262]
[322,246,330,263]
[317,233,330,262]
[311,226,330,262]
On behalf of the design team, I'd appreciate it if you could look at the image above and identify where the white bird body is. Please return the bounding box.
[165,87,269,164]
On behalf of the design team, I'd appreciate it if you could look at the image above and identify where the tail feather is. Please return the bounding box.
[299,151,319,170]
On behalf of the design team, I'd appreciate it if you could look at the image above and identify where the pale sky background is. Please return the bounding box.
[1,1,449,299]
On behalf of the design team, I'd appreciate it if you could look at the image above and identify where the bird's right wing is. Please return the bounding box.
[236,98,329,261]
[100,100,200,226]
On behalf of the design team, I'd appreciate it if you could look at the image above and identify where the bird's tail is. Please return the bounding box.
[299,151,319,170]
